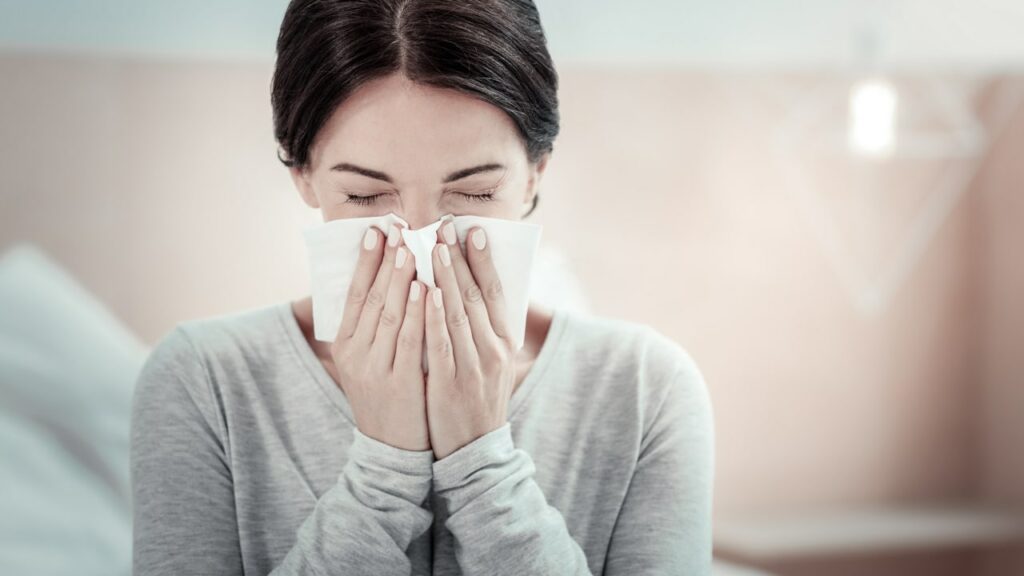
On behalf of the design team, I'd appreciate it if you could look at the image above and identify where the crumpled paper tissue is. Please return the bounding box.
[303,212,542,371]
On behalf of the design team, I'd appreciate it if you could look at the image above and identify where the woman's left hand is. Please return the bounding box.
[424,217,516,460]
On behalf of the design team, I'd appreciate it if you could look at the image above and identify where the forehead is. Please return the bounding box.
[310,72,525,176]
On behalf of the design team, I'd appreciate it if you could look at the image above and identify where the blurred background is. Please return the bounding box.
[2,1,1023,575]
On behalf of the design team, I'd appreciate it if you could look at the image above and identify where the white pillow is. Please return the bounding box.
[0,243,148,575]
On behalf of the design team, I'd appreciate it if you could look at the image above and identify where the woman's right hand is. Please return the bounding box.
[330,222,430,451]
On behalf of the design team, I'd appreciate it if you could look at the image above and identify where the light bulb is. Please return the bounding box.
[848,78,898,157]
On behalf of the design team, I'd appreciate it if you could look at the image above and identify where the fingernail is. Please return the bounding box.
[443,222,456,245]
[388,225,400,247]
[439,243,451,267]
[432,288,443,308]
[395,246,407,268]
[410,281,421,301]
[363,228,377,250]
[472,228,486,250]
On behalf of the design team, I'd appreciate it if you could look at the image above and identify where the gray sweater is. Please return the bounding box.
[130,302,714,575]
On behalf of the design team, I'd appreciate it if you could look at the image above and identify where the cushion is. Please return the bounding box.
[0,243,148,575]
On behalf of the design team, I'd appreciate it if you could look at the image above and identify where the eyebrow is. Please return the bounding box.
[330,162,505,184]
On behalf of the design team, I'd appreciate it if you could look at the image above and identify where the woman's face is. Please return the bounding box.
[289,72,549,230]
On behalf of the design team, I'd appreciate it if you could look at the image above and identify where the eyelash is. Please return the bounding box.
[345,191,496,205]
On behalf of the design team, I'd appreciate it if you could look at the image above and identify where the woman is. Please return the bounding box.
[130,0,714,574]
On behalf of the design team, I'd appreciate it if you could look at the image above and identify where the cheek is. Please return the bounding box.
[307,184,359,220]
[477,192,526,220]
[319,202,392,221]
[319,205,351,221]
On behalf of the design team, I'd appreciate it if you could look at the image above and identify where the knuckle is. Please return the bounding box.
[482,341,508,363]
[370,354,391,375]
[330,339,349,361]
[379,309,401,328]
[432,337,452,357]
[347,288,368,306]
[447,310,470,329]
[447,379,469,400]
[463,283,484,305]
[499,333,515,349]
[398,331,420,351]
[334,361,355,389]
[454,370,483,394]
[484,278,504,300]
[365,289,386,309]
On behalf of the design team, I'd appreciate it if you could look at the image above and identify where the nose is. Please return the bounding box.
[398,209,452,232]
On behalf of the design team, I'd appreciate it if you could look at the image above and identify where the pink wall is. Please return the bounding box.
[544,71,997,517]
[975,110,1024,571]
[2,55,1021,570]
[976,80,1024,502]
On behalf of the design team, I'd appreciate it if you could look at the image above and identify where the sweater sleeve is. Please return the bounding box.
[431,423,594,575]
[602,357,715,575]
[271,428,435,575]
[130,327,435,576]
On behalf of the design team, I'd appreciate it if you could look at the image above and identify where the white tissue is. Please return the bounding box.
[303,212,543,370]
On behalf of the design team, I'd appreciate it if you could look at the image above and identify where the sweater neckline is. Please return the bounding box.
[277,300,570,427]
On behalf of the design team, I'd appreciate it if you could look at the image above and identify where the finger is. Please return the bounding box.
[432,236,479,370]
[372,244,416,370]
[438,220,495,347]
[393,280,426,376]
[424,286,455,377]
[337,225,385,341]
[463,226,511,346]
[352,223,403,349]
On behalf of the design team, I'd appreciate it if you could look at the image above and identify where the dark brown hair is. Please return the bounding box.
[271,0,559,179]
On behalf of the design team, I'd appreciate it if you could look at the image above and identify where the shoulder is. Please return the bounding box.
[172,302,289,360]
[558,310,711,429]
[138,302,293,390]
[132,302,287,421]
[560,310,705,390]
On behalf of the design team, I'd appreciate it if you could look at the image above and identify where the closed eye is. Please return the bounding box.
[344,193,385,206]
[454,191,496,203]
[344,190,496,205]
